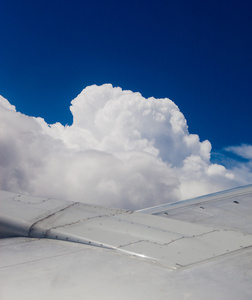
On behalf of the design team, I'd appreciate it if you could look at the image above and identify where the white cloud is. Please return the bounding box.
[226,144,252,160]
[223,145,252,185]
[0,85,250,209]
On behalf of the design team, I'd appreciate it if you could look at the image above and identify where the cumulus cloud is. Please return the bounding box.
[0,84,251,209]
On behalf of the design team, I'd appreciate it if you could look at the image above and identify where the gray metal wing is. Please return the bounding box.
[138,184,252,234]
[0,185,252,299]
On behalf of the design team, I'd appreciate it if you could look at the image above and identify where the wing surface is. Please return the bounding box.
[1,237,252,300]
[137,184,252,234]
[0,185,252,299]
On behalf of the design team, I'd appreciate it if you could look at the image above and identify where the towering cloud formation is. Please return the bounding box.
[0,84,251,209]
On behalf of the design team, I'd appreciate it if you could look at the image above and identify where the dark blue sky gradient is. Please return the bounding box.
[1,0,252,151]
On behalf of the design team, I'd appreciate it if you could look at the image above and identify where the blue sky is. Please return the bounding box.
[1,0,252,152]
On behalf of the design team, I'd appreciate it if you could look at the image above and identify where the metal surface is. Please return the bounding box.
[0,186,252,299]
[138,184,252,234]
[1,237,252,300]
[1,189,252,268]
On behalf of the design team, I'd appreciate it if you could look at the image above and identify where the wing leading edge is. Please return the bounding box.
[137,184,252,234]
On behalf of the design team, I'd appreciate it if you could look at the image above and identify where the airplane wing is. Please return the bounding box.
[1,185,252,299]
